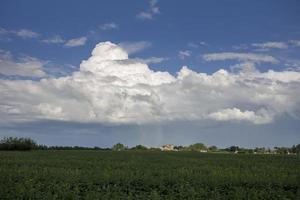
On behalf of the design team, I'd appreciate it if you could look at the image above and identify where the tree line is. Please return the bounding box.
[110,142,300,155]
[0,137,299,154]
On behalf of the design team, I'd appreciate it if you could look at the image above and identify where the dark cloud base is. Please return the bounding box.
[1,117,299,148]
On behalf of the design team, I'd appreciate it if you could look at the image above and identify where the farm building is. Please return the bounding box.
[160,144,175,151]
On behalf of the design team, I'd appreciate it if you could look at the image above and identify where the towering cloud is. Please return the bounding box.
[1,42,300,125]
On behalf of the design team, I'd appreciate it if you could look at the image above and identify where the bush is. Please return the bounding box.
[0,137,38,151]
[131,145,148,150]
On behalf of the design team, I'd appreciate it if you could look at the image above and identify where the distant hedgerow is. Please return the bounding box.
[0,137,38,151]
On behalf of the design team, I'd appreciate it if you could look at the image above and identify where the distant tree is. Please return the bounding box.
[274,147,290,154]
[188,143,207,151]
[208,146,218,152]
[174,145,186,151]
[297,144,300,155]
[226,146,239,152]
[254,147,266,154]
[112,143,126,151]
[0,137,38,151]
[37,144,48,150]
[131,145,148,150]
[291,144,300,154]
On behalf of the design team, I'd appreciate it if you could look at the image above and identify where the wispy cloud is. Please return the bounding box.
[137,0,160,20]
[41,35,65,44]
[0,50,46,77]
[252,41,288,50]
[13,29,40,38]
[234,39,300,51]
[0,27,39,39]
[289,40,300,47]
[0,27,89,48]
[99,22,118,30]
[232,44,249,50]
[284,59,300,71]
[188,42,207,48]
[202,52,278,63]
[118,41,152,54]
[178,50,192,59]
[64,37,87,47]
[0,28,7,34]
[187,43,198,48]
[136,57,169,64]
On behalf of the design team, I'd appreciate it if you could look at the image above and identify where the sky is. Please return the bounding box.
[0,0,300,148]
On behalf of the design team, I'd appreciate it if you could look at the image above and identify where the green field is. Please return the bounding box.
[0,151,299,199]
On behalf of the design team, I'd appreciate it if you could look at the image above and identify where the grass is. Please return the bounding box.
[0,150,299,199]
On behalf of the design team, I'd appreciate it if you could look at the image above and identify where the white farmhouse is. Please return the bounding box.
[160,144,175,151]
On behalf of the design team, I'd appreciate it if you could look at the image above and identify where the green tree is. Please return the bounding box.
[227,146,239,152]
[274,147,290,154]
[112,143,126,151]
[291,144,300,154]
[0,137,38,151]
[174,145,186,151]
[208,145,218,152]
[131,145,148,150]
[188,143,207,151]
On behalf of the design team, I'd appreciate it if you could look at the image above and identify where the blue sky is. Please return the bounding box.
[1,0,300,73]
[0,0,300,148]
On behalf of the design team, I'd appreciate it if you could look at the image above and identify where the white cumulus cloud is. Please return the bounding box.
[1,41,300,125]
[207,108,273,124]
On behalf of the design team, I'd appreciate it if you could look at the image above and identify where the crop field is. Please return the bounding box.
[0,151,299,199]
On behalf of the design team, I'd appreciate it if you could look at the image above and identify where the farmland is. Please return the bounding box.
[0,150,299,199]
